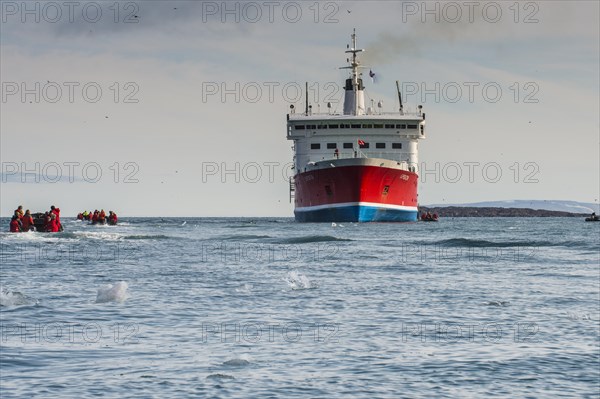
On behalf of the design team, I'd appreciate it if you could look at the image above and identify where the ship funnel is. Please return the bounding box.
[343,78,365,115]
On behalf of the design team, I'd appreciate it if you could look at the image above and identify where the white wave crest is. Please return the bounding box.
[235,283,253,293]
[76,231,124,241]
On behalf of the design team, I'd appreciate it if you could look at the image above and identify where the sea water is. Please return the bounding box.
[0,217,598,398]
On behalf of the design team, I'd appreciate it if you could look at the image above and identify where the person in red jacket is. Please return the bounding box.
[14,205,24,219]
[108,211,118,225]
[50,205,61,230]
[21,210,34,232]
[92,210,98,224]
[47,214,59,232]
[9,215,21,232]
[43,212,51,232]
[99,209,106,224]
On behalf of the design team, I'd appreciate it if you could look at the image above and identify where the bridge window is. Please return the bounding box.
[407,124,418,129]
[359,142,369,149]
[328,124,339,129]
[311,143,321,150]
[351,124,361,129]
[373,124,383,128]
[343,143,353,149]
[376,143,386,149]
[362,124,373,128]
[295,125,305,130]
[327,143,337,149]
[397,124,406,129]
[340,124,350,129]
[392,143,402,149]
[317,125,328,130]
[385,124,395,129]
[307,125,317,130]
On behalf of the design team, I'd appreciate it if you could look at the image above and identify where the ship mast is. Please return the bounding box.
[342,29,365,115]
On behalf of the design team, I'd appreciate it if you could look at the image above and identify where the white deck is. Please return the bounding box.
[288,112,424,121]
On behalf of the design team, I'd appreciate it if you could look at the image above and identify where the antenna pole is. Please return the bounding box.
[396,80,404,115]
[352,29,358,115]
[341,29,364,115]
[305,82,308,116]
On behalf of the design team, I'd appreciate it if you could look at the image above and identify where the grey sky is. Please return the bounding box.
[1,1,598,216]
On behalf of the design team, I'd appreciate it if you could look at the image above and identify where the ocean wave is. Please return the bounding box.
[83,223,113,228]
[1,231,122,243]
[278,235,352,244]
[68,231,124,241]
[123,234,174,240]
[221,220,258,228]
[485,301,510,307]
[0,231,63,242]
[218,234,272,241]
[430,238,585,248]
[235,284,253,294]
[206,373,235,380]
[222,358,250,367]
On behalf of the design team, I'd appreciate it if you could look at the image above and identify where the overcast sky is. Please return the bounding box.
[1,0,598,217]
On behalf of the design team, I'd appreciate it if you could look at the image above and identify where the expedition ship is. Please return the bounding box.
[287,30,426,222]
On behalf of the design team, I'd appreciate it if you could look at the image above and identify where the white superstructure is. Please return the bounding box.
[286,30,426,175]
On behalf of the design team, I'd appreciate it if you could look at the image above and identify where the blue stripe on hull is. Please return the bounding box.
[295,205,418,223]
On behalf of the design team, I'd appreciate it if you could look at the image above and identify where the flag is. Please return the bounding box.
[358,139,365,146]
[369,69,376,83]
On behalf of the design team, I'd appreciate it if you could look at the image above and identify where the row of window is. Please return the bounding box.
[295,123,418,130]
[310,142,402,150]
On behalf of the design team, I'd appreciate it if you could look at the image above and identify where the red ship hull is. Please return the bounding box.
[294,160,418,222]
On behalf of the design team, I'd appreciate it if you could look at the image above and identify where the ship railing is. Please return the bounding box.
[330,150,368,160]
[329,153,412,167]
[289,111,423,118]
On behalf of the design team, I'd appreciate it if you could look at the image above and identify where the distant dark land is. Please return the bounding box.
[418,206,591,218]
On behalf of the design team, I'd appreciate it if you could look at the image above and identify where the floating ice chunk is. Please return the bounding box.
[96,281,129,303]
[284,271,316,290]
[0,288,32,307]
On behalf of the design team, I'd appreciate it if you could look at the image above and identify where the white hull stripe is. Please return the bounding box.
[295,202,418,212]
